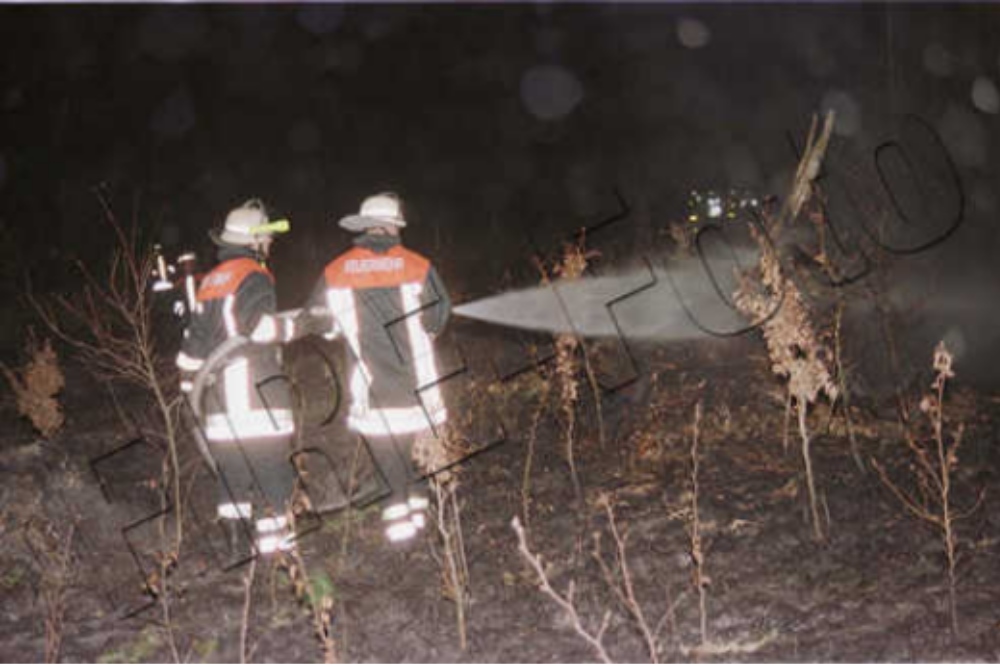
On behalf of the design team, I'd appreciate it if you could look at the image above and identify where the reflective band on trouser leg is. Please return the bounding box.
[385,521,417,543]
[256,516,288,533]
[348,405,446,436]
[204,409,295,441]
[218,502,252,520]
[382,503,410,522]
[257,530,295,554]
[176,351,204,372]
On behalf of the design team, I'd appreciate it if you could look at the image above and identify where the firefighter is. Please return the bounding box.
[310,192,450,543]
[176,199,298,556]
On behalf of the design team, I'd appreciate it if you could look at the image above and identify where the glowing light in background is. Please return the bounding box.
[677,17,710,49]
[519,64,583,121]
[971,76,1000,114]
[821,89,862,137]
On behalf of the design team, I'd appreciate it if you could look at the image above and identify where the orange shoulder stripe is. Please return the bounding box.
[324,246,430,290]
[197,258,273,302]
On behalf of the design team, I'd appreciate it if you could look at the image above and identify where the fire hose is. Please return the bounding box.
[185,308,340,474]
[187,334,252,474]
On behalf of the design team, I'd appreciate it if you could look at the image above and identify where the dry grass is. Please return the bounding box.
[22,519,76,663]
[1,332,65,439]
[686,401,710,648]
[415,430,472,652]
[279,512,338,663]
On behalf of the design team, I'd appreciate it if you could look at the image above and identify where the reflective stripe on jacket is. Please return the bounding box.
[313,235,450,437]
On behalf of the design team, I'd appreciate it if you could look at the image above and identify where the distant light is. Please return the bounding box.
[677,18,710,49]
[923,42,955,78]
[938,104,988,168]
[295,4,344,36]
[520,64,583,121]
[971,76,1000,115]
[821,89,862,137]
[288,120,322,154]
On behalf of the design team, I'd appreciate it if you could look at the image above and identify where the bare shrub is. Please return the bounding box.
[22,520,76,663]
[535,238,604,508]
[415,430,471,651]
[512,516,613,664]
[592,494,666,662]
[29,195,183,550]
[872,341,983,637]
[1,332,65,438]
[279,513,338,663]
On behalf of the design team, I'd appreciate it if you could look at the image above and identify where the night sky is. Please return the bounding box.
[1,3,998,378]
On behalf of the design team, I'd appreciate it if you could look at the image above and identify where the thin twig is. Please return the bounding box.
[240,558,257,664]
[512,517,613,664]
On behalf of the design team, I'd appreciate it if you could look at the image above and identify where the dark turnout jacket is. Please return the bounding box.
[177,246,294,442]
[310,234,450,437]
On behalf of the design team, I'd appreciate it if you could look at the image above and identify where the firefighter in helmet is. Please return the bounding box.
[176,199,298,556]
[309,192,451,543]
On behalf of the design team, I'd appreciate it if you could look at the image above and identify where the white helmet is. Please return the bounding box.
[338,192,407,232]
[214,199,271,247]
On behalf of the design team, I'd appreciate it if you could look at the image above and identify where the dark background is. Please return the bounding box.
[1,3,998,381]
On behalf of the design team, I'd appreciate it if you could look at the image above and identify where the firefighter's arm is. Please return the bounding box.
[301,276,341,341]
[421,265,451,337]
[247,276,336,343]
[237,273,285,344]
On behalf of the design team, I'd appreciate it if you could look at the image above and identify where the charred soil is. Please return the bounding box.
[1,337,999,663]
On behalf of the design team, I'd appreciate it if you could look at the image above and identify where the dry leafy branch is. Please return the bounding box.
[1,332,65,438]
[734,111,839,542]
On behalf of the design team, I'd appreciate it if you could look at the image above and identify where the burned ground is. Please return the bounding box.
[1,331,998,663]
